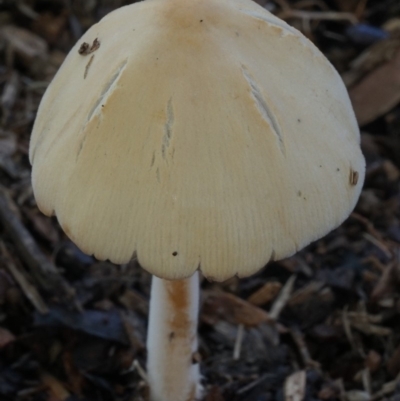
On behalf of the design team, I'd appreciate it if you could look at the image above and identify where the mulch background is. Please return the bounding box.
[0,0,399,400]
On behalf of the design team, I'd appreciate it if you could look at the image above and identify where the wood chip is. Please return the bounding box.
[0,241,48,314]
[284,370,306,401]
[0,130,17,161]
[0,25,48,69]
[202,291,272,327]
[288,281,325,306]
[41,372,70,401]
[346,390,370,401]
[387,346,400,376]
[247,281,282,306]
[119,289,149,316]
[279,10,358,24]
[290,327,320,369]
[1,72,19,121]
[371,260,398,301]
[204,386,225,401]
[370,374,400,401]
[0,327,15,348]
[0,186,78,307]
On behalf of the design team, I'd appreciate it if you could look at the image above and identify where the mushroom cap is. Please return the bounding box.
[30,0,365,281]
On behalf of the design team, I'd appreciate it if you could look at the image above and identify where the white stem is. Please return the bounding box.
[147,271,201,401]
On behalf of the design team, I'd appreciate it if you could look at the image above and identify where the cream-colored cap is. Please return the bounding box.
[30,0,365,281]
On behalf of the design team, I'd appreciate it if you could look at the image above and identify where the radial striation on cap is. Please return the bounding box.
[30,0,365,281]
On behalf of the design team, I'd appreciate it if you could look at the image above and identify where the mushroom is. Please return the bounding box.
[29,0,365,400]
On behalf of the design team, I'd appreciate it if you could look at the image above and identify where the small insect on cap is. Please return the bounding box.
[29,0,365,281]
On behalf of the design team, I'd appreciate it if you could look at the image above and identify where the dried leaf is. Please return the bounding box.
[350,47,400,125]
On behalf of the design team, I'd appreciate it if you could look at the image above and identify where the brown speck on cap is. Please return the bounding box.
[84,55,95,79]
[79,38,100,55]
[350,169,359,186]
[78,42,90,55]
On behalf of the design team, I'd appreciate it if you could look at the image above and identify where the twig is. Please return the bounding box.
[269,275,296,320]
[361,368,372,395]
[363,233,392,259]
[290,327,320,369]
[278,10,358,24]
[16,3,39,19]
[371,373,400,401]
[0,185,78,307]
[342,307,366,358]
[351,213,386,243]
[120,310,146,352]
[237,373,274,395]
[1,71,20,125]
[233,324,245,361]
[133,359,149,383]
[17,386,47,398]
[343,307,356,349]
[0,241,48,314]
